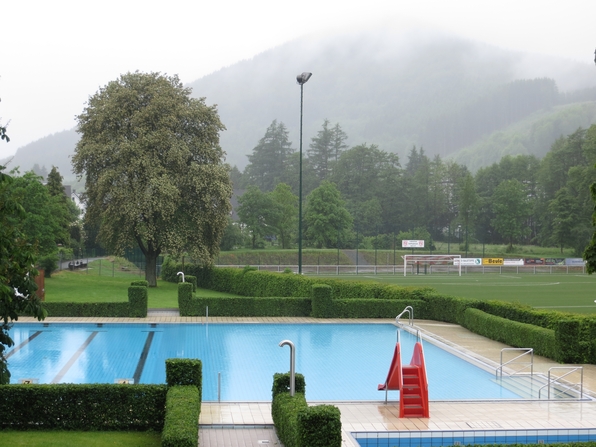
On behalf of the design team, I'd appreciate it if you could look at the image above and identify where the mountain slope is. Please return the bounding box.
[5,26,596,177]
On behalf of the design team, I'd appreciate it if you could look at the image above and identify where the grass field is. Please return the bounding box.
[323,272,596,314]
[45,269,238,308]
[0,431,161,446]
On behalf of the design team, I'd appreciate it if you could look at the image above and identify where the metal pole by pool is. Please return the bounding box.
[278,339,296,396]
[296,72,312,275]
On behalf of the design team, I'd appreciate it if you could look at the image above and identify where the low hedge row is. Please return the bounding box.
[463,308,558,360]
[161,386,200,447]
[43,284,148,318]
[0,384,167,431]
[169,262,596,364]
[164,262,432,300]
[161,358,202,447]
[271,373,341,447]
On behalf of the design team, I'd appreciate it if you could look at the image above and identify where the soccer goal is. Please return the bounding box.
[402,254,462,276]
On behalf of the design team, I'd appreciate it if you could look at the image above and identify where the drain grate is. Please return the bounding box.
[466,421,502,428]
[19,378,39,384]
[115,378,134,384]
[257,441,270,445]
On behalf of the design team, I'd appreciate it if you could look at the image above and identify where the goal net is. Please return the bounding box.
[402,254,462,276]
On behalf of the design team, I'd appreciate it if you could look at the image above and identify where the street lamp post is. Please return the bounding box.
[296,72,312,275]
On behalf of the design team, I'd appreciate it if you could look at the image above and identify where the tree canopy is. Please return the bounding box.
[72,72,232,286]
[0,167,47,384]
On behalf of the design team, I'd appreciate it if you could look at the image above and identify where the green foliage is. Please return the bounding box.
[73,72,232,286]
[554,319,587,363]
[131,280,149,287]
[219,218,245,251]
[161,386,201,447]
[304,180,353,248]
[0,168,47,384]
[128,285,148,318]
[237,186,278,249]
[491,179,531,249]
[244,120,294,192]
[272,392,306,447]
[4,171,70,256]
[177,282,194,316]
[184,275,197,292]
[272,372,306,397]
[271,373,341,447]
[38,253,59,278]
[296,405,342,447]
[0,384,167,431]
[269,183,299,248]
[308,119,348,181]
[462,308,558,360]
[311,284,333,318]
[43,285,147,318]
[329,299,426,319]
[165,358,202,392]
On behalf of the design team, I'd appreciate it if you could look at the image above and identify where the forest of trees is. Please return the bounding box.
[227,119,596,255]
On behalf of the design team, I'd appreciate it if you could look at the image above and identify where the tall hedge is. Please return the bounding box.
[0,384,166,431]
[161,386,201,447]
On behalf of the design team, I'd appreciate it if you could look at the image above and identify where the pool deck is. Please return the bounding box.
[13,314,596,446]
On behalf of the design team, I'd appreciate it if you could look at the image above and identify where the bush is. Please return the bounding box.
[38,253,58,278]
[297,405,342,447]
[131,280,149,287]
[161,386,200,447]
[463,308,557,359]
[0,384,166,431]
[311,285,333,318]
[184,275,197,292]
[166,358,202,393]
[43,285,148,318]
[128,285,148,318]
[271,373,341,447]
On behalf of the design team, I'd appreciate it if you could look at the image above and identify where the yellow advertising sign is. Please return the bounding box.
[482,257,504,266]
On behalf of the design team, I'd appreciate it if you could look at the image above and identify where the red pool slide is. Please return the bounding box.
[378,341,429,418]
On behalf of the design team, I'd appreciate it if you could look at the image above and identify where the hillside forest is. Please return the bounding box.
[226,120,596,256]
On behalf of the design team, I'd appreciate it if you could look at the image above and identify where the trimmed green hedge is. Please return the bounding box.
[271,373,341,447]
[42,284,148,318]
[0,384,166,431]
[166,262,596,364]
[166,358,202,393]
[463,308,558,360]
[161,386,200,447]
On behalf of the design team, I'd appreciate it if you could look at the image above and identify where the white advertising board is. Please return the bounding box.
[401,240,424,248]
[503,259,524,266]
[453,258,481,266]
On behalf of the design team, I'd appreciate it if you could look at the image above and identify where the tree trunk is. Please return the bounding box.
[145,251,158,287]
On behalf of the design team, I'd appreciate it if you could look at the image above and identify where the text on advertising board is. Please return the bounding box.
[482,258,504,265]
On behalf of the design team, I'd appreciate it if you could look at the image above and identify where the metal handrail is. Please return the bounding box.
[538,366,583,400]
[395,306,414,327]
[496,348,533,378]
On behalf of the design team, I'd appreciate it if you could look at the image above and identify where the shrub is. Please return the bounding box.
[131,280,149,287]
[38,253,58,278]
[271,373,340,447]
[166,358,202,393]
[311,285,333,318]
[161,386,201,447]
[463,308,557,359]
[185,275,197,292]
[0,384,166,431]
[128,285,148,317]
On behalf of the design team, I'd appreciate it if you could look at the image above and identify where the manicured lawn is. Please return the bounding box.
[45,268,238,308]
[326,272,596,314]
[0,431,161,446]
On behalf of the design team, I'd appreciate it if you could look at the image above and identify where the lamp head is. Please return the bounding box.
[296,72,312,85]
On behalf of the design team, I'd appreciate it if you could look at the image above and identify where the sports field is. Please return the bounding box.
[323,273,596,315]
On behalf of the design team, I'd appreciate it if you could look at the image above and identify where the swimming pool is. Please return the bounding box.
[352,428,596,447]
[7,323,520,401]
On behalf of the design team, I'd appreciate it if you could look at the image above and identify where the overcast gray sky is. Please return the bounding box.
[1,0,594,160]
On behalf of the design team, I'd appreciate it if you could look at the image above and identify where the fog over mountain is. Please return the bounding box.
[3,26,595,179]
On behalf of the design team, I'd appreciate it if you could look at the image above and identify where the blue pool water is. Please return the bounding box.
[353,428,596,447]
[7,323,519,401]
